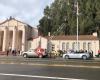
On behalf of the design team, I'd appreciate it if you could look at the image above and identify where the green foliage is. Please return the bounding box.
[38,0,100,36]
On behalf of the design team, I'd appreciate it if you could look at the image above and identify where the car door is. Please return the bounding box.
[29,49,38,57]
[74,52,82,58]
[70,52,80,58]
[68,52,76,58]
[32,50,38,56]
[28,50,34,56]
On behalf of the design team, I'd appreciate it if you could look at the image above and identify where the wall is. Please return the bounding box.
[51,40,99,57]
[31,36,47,50]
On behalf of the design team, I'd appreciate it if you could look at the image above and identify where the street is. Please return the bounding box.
[0,56,100,80]
[0,64,100,80]
[0,0,100,80]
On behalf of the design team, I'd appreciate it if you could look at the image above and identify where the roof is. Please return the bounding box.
[48,35,99,40]
[0,17,35,29]
[0,17,26,25]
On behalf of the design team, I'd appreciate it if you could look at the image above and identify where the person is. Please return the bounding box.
[12,49,14,56]
[6,49,9,56]
[12,49,16,56]
[95,50,100,57]
[18,49,20,55]
[98,50,100,55]
[88,50,93,58]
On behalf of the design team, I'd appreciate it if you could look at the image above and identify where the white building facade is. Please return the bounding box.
[49,35,99,57]
[0,17,99,57]
[0,17,38,52]
[28,36,48,50]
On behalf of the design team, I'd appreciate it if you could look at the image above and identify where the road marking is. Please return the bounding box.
[0,73,86,80]
[26,63,100,69]
[0,62,100,69]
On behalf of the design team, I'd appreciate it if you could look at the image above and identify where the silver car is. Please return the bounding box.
[21,49,38,58]
[21,49,46,58]
[63,51,91,60]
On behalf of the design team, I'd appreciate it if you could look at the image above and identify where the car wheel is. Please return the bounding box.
[82,55,87,60]
[65,55,69,59]
[23,54,28,58]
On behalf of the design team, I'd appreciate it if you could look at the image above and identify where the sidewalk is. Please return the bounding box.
[93,57,100,61]
[0,55,100,61]
[0,55,22,59]
[0,55,100,69]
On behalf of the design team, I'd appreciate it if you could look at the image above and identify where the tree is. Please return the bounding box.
[38,0,100,36]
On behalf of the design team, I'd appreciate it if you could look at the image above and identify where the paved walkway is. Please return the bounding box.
[0,55,100,69]
[0,55,100,61]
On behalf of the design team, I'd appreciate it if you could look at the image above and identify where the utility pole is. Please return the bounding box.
[76,1,79,51]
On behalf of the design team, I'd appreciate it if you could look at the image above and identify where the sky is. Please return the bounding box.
[0,0,54,27]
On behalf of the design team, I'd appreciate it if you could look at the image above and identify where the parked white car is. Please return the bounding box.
[63,51,91,60]
[21,49,37,58]
[21,49,46,58]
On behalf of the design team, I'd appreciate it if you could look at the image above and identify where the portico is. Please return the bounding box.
[0,17,36,52]
[0,26,25,51]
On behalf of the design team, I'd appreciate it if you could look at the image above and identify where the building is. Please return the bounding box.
[0,17,38,52]
[0,17,99,57]
[28,33,99,57]
[49,34,99,57]
[28,36,48,50]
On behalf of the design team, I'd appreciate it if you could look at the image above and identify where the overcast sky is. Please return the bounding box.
[0,0,54,27]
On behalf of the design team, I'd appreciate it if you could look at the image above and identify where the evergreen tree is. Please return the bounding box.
[38,0,100,36]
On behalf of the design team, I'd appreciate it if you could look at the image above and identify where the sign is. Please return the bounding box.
[35,47,45,55]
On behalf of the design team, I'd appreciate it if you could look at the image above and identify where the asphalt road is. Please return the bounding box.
[0,63,100,80]
[0,56,100,67]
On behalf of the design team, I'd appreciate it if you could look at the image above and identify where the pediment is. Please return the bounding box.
[0,18,27,28]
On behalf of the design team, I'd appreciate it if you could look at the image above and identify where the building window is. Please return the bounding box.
[72,42,76,50]
[88,42,91,50]
[78,42,80,50]
[62,42,65,51]
[28,41,32,49]
[72,42,80,50]
[83,42,86,50]
[66,42,69,50]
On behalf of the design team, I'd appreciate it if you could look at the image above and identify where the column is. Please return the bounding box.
[17,30,21,50]
[3,27,8,51]
[16,30,18,50]
[12,26,17,50]
[22,27,26,51]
